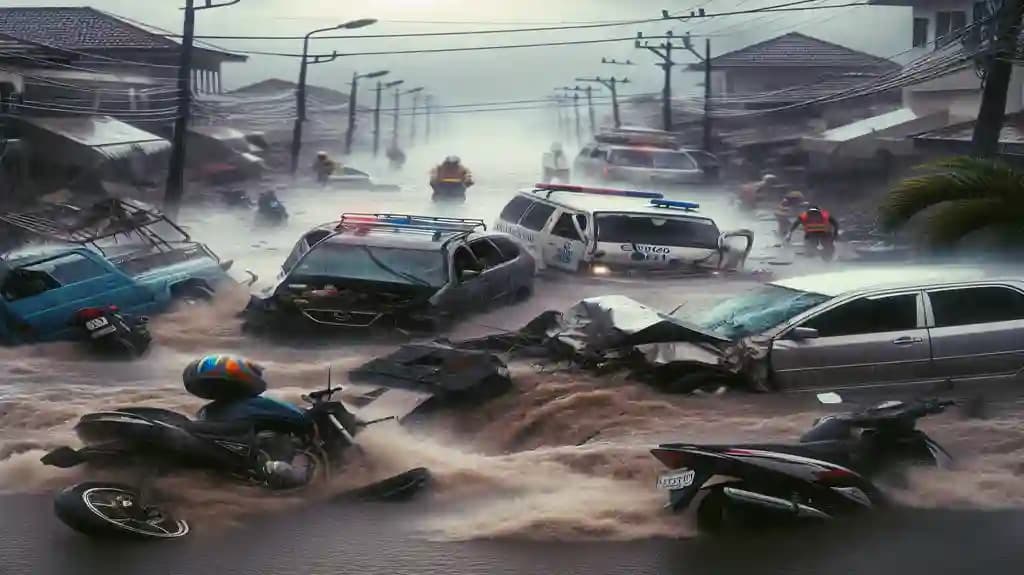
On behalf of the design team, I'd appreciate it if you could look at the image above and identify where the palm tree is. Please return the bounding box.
[880,156,1024,247]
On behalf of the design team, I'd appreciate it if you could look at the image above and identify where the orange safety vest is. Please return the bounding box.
[435,164,468,182]
[799,210,832,234]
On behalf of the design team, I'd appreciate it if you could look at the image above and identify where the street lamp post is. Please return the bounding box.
[392,86,423,150]
[289,18,376,175]
[374,79,403,157]
[345,69,389,155]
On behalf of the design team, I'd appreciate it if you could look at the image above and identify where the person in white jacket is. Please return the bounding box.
[541,142,570,183]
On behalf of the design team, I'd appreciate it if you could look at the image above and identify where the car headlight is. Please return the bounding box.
[591,264,612,276]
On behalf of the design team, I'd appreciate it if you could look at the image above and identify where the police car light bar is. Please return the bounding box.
[533,183,663,200]
[650,199,700,211]
[336,213,486,233]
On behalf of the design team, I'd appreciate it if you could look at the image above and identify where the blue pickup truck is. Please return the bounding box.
[0,199,241,345]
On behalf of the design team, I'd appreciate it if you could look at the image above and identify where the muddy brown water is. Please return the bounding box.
[2,153,1023,573]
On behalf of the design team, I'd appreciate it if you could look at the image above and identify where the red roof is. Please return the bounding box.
[694,32,899,71]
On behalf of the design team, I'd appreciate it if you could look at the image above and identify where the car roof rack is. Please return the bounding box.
[0,198,189,255]
[334,213,487,239]
[650,198,700,212]
[531,183,664,200]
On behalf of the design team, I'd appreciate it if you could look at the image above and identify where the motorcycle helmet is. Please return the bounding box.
[444,155,460,164]
[183,354,268,400]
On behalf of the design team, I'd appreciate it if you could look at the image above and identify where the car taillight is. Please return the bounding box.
[74,307,106,321]
[651,448,693,469]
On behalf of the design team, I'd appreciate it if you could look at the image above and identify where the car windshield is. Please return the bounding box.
[686,285,831,339]
[289,243,447,287]
[596,213,720,248]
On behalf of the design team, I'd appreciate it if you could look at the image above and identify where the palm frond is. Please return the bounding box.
[922,198,1023,247]
[880,157,1024,231]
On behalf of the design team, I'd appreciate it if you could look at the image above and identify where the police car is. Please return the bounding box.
[494,184,753,275]
[244,214,535,332]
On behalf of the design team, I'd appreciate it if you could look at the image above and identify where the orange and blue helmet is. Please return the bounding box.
[183,354,268,400]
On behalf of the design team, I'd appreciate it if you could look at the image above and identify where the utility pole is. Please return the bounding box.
[971,0,1024,157]
[636,31,682,132]
[289,18,376,175]
[577,76,631,129]
[164,0,240,220]
[374,79,403,157]
[345,70,389,155]
[557,87,586,145]
[392,86,422,150]
[584,86,595,135]
[679,32,713,151]
[410,91,422,146]
[425,95,433,144]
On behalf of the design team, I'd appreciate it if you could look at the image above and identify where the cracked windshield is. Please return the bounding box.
[1,1,1023,574]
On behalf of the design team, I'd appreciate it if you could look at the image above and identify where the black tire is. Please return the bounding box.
[54,482,189,540]
[338,467,431,502]
[171,283,215,305]
[696,488,727,533]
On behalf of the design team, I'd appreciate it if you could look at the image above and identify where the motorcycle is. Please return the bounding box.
[256,195,289,226]
[431,178,469,203]
[40,380,430,540]
[651,394,955,532]
[72,306,151,359]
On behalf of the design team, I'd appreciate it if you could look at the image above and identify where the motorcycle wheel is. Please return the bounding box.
[696,488,728,532]
[54,482,189,540]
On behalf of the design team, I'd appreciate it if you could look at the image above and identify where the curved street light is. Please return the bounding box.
[289,18,377,174]
[346,70,390,154]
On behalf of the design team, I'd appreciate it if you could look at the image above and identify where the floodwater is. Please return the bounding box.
[2,128,1024,574]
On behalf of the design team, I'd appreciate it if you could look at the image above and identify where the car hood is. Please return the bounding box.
[264,276,440,306]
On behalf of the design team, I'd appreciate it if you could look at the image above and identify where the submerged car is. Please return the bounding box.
[244,213,535,332]
[495,184,753,275]
[681,266,1024,391]
[0,199,239,345]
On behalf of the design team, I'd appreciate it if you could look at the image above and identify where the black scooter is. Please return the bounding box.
[71,306,151,359]
[41,382,429,540]
[652,394,955,532]
[431,179,469,203]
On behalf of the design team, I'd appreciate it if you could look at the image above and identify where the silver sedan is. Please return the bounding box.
[684,266,1024,391]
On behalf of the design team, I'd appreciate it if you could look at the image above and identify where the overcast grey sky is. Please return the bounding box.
[9,0,909,102]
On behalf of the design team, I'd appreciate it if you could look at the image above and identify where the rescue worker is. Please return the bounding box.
[386,145,406,170]
[737,173,777,210]
[541,142,571,183]
[774,190,806,238]
[787,205,840,260]
[430,155,474,194]
[312,151,336,184]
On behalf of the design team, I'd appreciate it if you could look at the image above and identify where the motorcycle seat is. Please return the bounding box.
[695,441,858,469]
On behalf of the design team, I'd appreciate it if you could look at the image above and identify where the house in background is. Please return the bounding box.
[688,32,902,181]
[803,1,1024,169]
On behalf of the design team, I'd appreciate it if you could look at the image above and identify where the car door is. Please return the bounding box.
[445,245,488,312]
[542,211,587,272]
[517,201,557,267]
[925,285,1024,382]
[3,252,137,341]
[770,291,932,391]
[468,238,512,302]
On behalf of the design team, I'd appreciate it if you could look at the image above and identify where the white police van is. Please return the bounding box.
[494,183,754,275]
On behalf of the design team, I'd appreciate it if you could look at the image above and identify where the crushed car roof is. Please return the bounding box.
[771,266,1010,297]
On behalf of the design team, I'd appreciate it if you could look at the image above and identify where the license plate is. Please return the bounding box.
[85,317,110,331]
[657,468,696,490]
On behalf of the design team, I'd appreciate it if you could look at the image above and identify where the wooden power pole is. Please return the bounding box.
[971,0,1024,157]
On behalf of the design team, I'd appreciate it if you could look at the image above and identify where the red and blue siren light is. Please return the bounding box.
[650,198,700,211]
[533,183,663,200]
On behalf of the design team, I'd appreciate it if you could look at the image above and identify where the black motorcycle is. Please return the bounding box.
[430,179,468,203]
[41,383,429,540]
[72,306,152,359]
[651,394,955,532]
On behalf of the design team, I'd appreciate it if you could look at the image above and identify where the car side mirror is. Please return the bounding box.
[789,327,819,340]
[460,269,481,282]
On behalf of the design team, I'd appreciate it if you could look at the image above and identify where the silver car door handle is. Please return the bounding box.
[891,336,923,345]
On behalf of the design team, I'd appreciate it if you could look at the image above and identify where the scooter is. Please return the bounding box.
[651,394,955,532]
[431,178,469,203]
[71,306,151,359]
[41,380,429,540]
